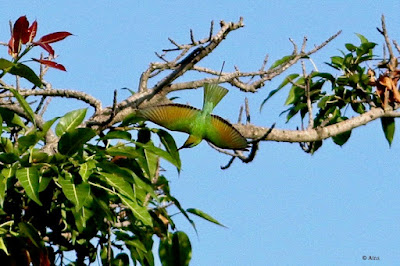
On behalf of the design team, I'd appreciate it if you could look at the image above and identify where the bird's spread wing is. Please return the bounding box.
[137,104,200,133]
[205,114,248,150]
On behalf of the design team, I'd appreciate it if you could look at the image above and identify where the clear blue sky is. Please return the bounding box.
[2,1,400,265]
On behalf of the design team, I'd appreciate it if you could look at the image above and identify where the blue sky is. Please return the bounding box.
[2,1,400,265]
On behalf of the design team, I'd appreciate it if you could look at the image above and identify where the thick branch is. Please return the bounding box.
[235,107,398,142]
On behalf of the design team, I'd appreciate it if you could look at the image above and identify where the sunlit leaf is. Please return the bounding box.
[0,237,8,255]
[0,174,6,208]
[381,117,395,146]
[187,208,226,227]
[100,172,135,200]
[120,196,153,226]
[55,108,87,136]
[16,167,42,206]
[59,176,91,211]
[356,33,368,44]
[134,142,181,172]
[269,55,295,69]
[79,160,96,182]
[0,58,14,71]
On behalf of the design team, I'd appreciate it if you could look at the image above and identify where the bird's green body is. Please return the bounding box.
[137,83,248,150]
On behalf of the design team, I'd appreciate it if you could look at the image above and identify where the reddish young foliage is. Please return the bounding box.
[32,58,66,71]
[37,43,55,56]
[24,20,38,43]
[8,15,29,57]
[35,32,72,44]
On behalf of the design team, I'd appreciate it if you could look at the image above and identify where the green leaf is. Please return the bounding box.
[134,142,181,172]
[106,145,143,158]
[9,63,42,87]
[0,108,26,128]
[0,174,6,208]
[156,129,181,172]
[120,197,152,226]
[0,237,8,255]
[102,131,132,141]
[59,176,91,211]
[345,43,357,51]
[356,33,368,44]
[260,73,299,111]
[331,117,352,146]
[55,108,87,137]
[72,205,94,232]
[58,128,96,155]
[350,102,365,114]
[18,222,43,248]
[16,167,42,206]
[171,231,192,266]
[113,253,130,266]
[79,160,96,182]
[186,208,226,227]
[38,176,52,192]
[100,172,136,199]
[9,88,36,125]
[381,117,395,146]
[269,55,295,69]
[0,58,14,71]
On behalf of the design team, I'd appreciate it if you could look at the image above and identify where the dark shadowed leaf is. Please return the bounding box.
[113,253,130,266]
[102,131,132,141]
[157,129,180,169]
[332,130,352,146]
[8,63,42,87]
[260,73,299,111]
[171,231,192,266]
[381,117,395,146]
[58,128,96,155]
[18,222,43,248]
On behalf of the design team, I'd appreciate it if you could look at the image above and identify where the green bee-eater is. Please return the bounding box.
[137,83,248,150]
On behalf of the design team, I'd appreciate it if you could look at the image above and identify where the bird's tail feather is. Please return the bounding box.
[203,83,228,111]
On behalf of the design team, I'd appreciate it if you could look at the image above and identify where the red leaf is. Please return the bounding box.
[36,31,72,44]
[32,58,66,71]
[8,16,29,56]
[37,43,55,56]
[26,20,38,43]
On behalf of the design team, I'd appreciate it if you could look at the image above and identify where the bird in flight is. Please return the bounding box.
[136,83,248,150]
